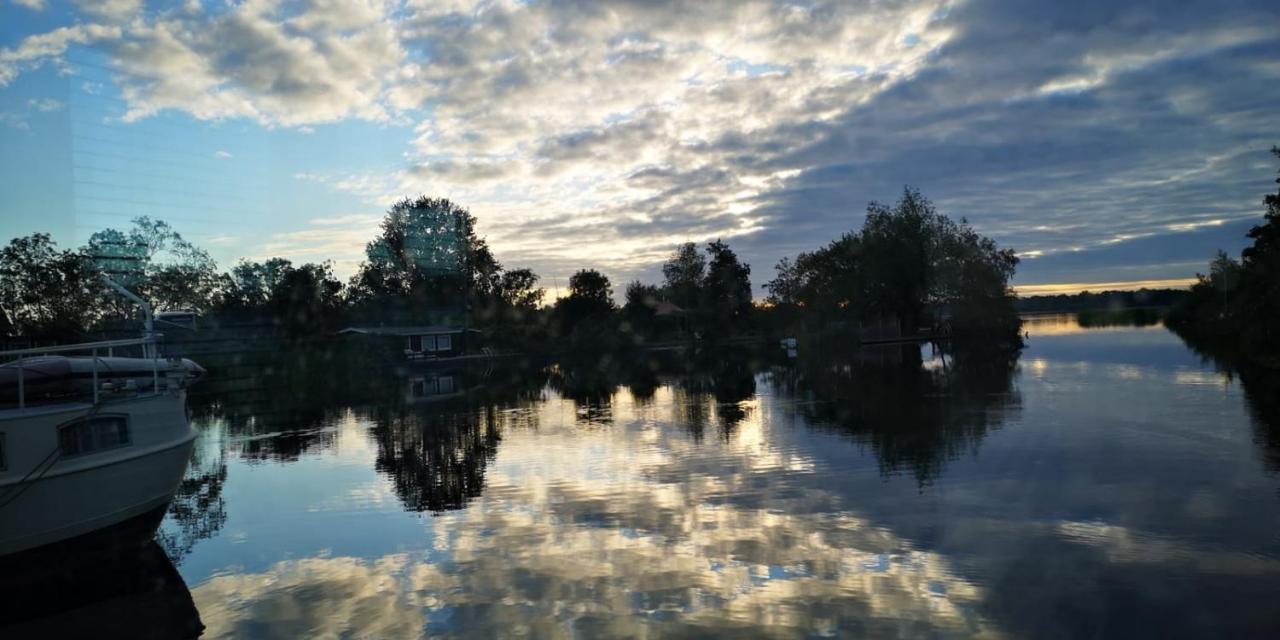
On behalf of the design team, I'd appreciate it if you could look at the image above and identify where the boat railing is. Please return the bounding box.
[1,337,161,410]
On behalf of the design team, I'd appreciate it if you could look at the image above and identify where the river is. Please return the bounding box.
[23,314,1280,638]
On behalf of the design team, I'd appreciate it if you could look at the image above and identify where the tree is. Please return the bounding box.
[860,187,939,333]
[350,197,500,312]
[495,268,544,310]
[1171,146,1280,358]
[702,239,753,330]
[0,234,101,338]
[220,258,295,310]
[622,280,663,338]
[267,262,345,336]
[662,242,705,311]
[765,187,1021,346]
[567,269,613,309]
[554,269,615,338]
[86,217,220,314]
[1238,147,1280,349]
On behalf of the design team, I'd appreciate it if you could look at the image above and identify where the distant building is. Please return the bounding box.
[337,326,482,359]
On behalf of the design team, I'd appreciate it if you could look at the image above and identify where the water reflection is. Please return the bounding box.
[0,542,203,639]
[548,350,764,438]
[148,319,1280,638]
[157,423,228,565]
[771,342,1020,486]
[189,396,1000,638]
[1169,325,1280,475]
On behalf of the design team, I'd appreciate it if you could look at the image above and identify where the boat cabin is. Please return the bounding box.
[338,326,481,359]
[155,310,198,331]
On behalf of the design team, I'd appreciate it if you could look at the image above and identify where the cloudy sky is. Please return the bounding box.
[1,0,1277,296]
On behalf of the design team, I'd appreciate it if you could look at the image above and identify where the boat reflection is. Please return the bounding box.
[0,541,203,639]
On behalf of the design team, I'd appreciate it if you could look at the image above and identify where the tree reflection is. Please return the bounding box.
[157,424,227,565]
[772,342,1021,486]
[187,343,399,462]
[371,363,547,514]
[547,357,618,426]
[1170,327,1280,475]
[372,404,501,513]
[549,349,764,439]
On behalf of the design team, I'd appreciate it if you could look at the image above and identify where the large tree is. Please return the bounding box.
[86,216,220,314]
[220,258,296,310]
[662,242,705,311]
[766,187,1021,343]
[349,197,542,327]
[351,197,500,307]
[702,239,753,330]
[554,269,615,337]
[0,234,101,338]
[1170,147,1280,359]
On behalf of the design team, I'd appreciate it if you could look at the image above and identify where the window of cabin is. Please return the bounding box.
[59,416,130,456]
[438,376,455,394]
[409,335,422,352]
[411,379,426,397]
[0,432,6,471]
[436,334,452,352]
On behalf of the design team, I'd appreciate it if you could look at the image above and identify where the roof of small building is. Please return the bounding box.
[338,326,480,337]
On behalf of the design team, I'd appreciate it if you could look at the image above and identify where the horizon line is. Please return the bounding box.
[1012,278,1196,297]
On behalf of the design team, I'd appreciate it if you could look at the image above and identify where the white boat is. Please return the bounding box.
[0,336,204,558]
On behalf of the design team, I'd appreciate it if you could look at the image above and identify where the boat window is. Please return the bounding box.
[59,416,131,456]
[0,432,6,471]
[437,335,452,352]
[410,335,422,352]
[438,376,455,394]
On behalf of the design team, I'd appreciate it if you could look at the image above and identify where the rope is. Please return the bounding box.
[0,378,121,514]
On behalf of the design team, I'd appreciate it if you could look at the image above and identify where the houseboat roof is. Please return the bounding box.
[337,326,480,337]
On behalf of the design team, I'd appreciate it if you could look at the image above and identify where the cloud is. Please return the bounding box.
[72,0,141,21]
[11,0,45,10]
[103,0,413,126]
[26,98,62,112]
[3,0,1279,287]
[0,112,29,130]
[0,24,122,86]
[214,149,232,158]
[308,213,382,226]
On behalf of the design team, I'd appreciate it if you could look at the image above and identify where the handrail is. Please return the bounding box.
[0,337,155,359]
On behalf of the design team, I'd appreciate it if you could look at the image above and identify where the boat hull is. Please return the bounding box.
[0,393,196,557]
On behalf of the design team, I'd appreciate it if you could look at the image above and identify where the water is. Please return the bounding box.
[19,316,1280,638]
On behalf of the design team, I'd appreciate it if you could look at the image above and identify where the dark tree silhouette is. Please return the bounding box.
[1168,146,1280,363]
[766,187,1021,346]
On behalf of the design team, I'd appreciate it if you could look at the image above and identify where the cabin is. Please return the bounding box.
[337,326,482,359]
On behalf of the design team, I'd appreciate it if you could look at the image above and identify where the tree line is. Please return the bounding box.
[1015,288,1188,314]
[1166,147,1280,367]
[1,189,1024,351]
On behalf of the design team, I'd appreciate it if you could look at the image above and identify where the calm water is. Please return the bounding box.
[17,316,1280,638]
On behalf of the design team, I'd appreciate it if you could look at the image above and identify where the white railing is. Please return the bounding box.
[2,337,160,410]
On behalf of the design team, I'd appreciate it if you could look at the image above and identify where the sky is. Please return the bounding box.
[1,0,1278,297]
